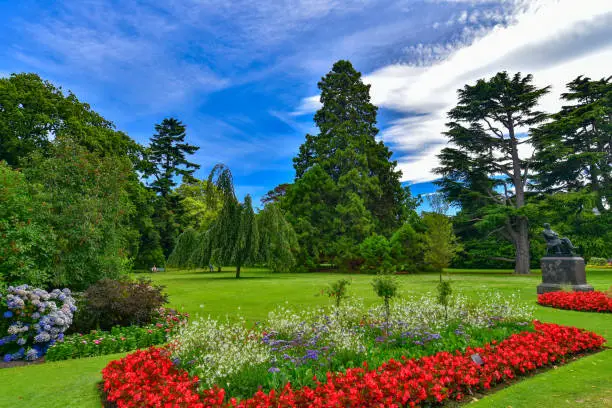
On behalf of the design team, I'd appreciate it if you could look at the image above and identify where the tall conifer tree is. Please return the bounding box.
[436,72,549,274]
[145,118,200,257]
[287,60,406,268]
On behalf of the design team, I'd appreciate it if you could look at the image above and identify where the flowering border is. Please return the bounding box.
[538,291,612,313]
[102,322,605,407]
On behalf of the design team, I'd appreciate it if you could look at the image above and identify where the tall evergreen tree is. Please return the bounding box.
[145,118,200,198]
[144,118,200,257]
[435,72,550,275]
[287,60,406,268]
[532,75,611,210]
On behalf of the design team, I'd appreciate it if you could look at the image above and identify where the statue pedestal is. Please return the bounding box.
[537,257,594,294]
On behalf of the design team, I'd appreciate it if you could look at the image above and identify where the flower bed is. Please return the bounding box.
[170,293,534,397]
[538,291,612,313]
[101,322,605,407]
[46,308,188,361]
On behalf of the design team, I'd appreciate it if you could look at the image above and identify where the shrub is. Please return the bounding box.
[71,278,168,332]
[46,308,188,361]
[389,223,424,273]
[359,235,393,273]
[588,257,607,266]
[0,285,76,361]
[437,276,453,320]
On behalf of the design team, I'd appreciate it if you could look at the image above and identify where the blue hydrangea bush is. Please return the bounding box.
[0,285,76,362]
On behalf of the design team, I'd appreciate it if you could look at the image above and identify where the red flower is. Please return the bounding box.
[538,291,612,313]
[102,323,605,407]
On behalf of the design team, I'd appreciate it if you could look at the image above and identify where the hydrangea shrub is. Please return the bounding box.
[0,284,76,361]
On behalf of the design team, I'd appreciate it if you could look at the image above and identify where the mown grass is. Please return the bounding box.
[0,267,609,407]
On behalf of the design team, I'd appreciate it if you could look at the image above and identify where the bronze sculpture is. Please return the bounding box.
[542,223,576,256]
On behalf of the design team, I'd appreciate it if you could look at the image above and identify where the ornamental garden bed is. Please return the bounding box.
[98,291,609,407]
[537,290,612,313]
[101,322,605,407]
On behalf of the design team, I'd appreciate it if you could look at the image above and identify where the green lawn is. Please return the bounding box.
[0,268,610,407]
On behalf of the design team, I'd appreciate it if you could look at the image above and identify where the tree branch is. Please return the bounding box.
[482,117,505,140]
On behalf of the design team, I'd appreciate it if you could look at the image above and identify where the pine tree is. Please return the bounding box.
[146,118,200,198]
[144,118,200,257]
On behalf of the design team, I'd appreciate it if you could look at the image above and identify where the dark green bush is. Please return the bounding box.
[70,278,168,332]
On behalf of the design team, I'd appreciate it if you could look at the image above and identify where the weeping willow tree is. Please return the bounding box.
[167,227,199,269]
[205,164,258,278]
[170,164,299,277]
[257,203,299,272]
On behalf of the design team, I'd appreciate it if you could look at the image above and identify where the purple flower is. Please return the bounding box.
[3,311,13,319]
[3,354,11,362]
[268,366,280,373]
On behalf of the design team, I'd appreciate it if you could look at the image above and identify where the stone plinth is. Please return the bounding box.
[537,257,594,294]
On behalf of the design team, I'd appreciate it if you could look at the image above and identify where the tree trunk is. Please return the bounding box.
[514,217,531,274]
[236,263,241,279]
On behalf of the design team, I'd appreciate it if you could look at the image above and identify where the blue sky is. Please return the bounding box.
[1,0,610,211]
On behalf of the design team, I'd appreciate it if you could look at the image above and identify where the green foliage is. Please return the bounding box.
[526,190,611,262]
[437,279,452,306]
[359,234,392,273]
[71,278,168,332]
[174,179,222,231]
[324,278,351,308]
[389,222,425,273]
[283,165,338,269]
[261,183,290,205]
[288,60,407,268]
[170,165,268,278]
[589,257,608,266]
[0,163,54,287]
[532,76,611,210]
[371,274,399,332]
[47,326,166,362]
[437,274,453,320]
[257,203,299,273]
[0,73,141,167]
[167,228,199,269]
[24,143,135,290]
[423,213,461,271]
[0,73,162,285]
[47,308,187,362]
[129,183,165,269]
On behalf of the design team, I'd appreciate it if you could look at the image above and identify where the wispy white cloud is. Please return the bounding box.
[13,1,229,113]
[296,0,612,183]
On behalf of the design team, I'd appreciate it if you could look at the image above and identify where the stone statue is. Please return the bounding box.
[542,223,576,256]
